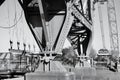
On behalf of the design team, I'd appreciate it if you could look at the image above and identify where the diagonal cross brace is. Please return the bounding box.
[72,4,92,30]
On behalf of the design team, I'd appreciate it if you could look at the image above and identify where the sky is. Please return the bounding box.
[0,0,40,52]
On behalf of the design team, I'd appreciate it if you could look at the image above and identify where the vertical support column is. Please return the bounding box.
[46,22,52,50]
[98,3,106,49]
[10,40,13,49]
[107,0,119,57]
[78,36,81,55]
[80,37,84,56]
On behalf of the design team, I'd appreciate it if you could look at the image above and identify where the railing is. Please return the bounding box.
[0,53,28,73]
[0,51,40,78]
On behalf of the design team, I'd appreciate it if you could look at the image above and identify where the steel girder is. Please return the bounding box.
[107,0,119,58]
[18,0,93,56]
[68,0,92,56]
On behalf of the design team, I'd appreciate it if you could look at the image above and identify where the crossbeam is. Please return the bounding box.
[72,4,92,30]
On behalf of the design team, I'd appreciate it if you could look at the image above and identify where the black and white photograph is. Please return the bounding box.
[0,0,120,80]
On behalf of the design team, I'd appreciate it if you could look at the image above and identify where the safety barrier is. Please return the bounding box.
[26,71,75,80]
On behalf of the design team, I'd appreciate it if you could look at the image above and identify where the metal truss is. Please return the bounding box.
[53,0,92,55]
[68,0,92,56]
[93,0,119,57]
[107,0,119,57]
[54,1,74,52]
[18,0,93,56]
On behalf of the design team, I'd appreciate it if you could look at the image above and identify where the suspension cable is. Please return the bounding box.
[0,10,23,29]
[7,0,10,28]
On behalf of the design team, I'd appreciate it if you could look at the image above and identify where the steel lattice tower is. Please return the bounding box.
[107,0,119,57]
